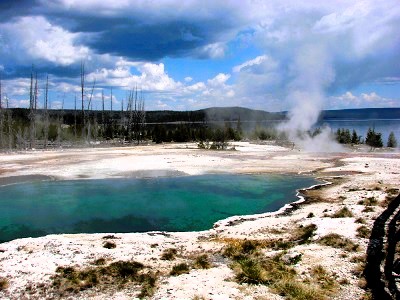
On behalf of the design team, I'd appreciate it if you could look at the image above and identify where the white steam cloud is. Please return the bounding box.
[279,43,343,152]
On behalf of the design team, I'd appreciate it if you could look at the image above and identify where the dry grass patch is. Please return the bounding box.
[0,277,9,291]
[231,253,336,300]
[362,206,375,213]
[220,235,337,300]
[358,197,378,206]
[292,224,318,244]
[170,263,190,276]
[317,234,359,252]
[356,225,371,239]
[103,241,116,249]
[309,265,338,292]
[380,189,399,207]
[355,217,366,224]
[160,248,177,260]
[330,206,353,218]
[350,254,366,264]
[51,260,157,298]
[220,224,317,254]
[193,254,212,269]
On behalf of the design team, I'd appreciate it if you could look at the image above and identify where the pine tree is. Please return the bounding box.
[343,129,351,144]
[387,132,397,148]
[366,127,383,148]
[351,129,360,144]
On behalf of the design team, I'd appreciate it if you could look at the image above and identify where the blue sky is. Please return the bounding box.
[0,0,399,111]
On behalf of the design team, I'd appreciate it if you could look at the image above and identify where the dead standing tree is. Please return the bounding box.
[80,61,86,142]
[86,79,96,144]
[74,94,77,140]
[56,94,65,147]
[28,68,37,149]
[129,86,146,144]
[6,96,13,150]
[137,89,146,144]
[43,75,49,149]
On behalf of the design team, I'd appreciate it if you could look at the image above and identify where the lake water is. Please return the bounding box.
[0,174,319,242]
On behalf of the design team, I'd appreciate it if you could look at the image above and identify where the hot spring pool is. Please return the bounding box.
[0,174,319,242]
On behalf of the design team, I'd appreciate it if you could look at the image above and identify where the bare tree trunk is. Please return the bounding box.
[86,79,96,143]
[139,89,146,144]
[81,61,86,142]
[57,94,65,148]
[29,67,36,149]
[120,98,124,143]
[6,97,13,150]
[44,75,49,149]
[100,89,104,140]
[74,94,77,140]
[34,72,38,110]
[110,87,113,112]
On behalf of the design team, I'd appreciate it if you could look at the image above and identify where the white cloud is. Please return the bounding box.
[87,62,182,92]
[185,82,206,92]
[0,16,89,66]
[184,77,193,82]
[233,55,268,73]
[195,43,226,59]
[207,73,230,87]
[329,91,399,109]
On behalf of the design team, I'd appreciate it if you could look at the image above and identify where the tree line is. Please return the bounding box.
[336,128,397,148]
[0,68,398,150]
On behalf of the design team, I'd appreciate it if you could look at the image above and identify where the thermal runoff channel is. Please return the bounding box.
[0,174,319,242]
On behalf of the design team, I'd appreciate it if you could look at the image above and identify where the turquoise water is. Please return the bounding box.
[0,174,319,242]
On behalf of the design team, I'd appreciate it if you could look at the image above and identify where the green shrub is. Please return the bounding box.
[307,212,315,218]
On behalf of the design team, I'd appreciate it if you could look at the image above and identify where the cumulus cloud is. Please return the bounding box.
[86,62,182,92]
[329,91,399,109]
[0,16,89,66]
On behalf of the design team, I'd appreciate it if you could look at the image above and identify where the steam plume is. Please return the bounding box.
[279,43,343,152]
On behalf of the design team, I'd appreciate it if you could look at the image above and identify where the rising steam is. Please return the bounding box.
[278,44,343,152]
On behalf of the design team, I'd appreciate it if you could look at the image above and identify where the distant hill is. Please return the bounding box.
[200,107,285,122]
[320,108,400,120]
[6,107,400,124]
